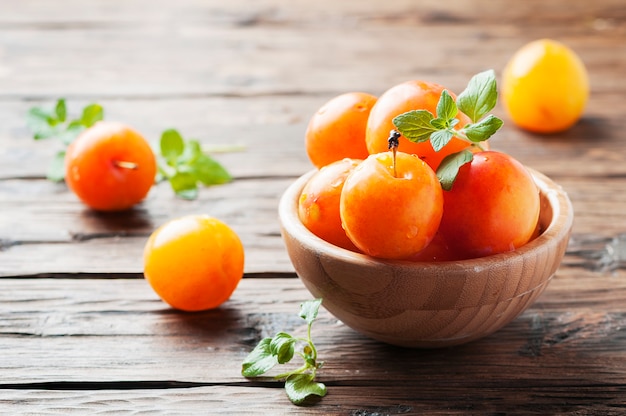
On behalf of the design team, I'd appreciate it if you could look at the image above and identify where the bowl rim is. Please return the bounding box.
[279,166,574,269]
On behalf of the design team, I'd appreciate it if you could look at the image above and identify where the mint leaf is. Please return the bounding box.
[28,100,102,143]
[156,130,233,199]
[436,89,458,122]
[463,115,503,142]
[241,337,278,377]
[160,129,185,162]
[299,298,322,324]
[182,139,203,161]
[457,69,498,123]
[392,110,436,143]
[27,100,106,182]
[241,298,325,406]
[175,188,199,200]
[57,123,85,146]
[429,118,448,130]
[169,172,198,200]
[285,373,327,405]
[80,104,104,127]
[26,107,56,139]
[67,119,84,130]
[430,130,455,152]
[436,150,474,191]
[270,333,296,364]
[389,70,503,191]
[47,150,66,182]
[157,162,176,181]
[192,154,232,185]
[55,99,67,122]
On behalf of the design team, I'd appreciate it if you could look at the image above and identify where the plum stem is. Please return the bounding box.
[114,160,139,170]
[388,130,401,178]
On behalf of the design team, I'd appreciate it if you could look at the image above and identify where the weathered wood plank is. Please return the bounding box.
[0,0,625,413]
[0,176,295,276]
[3,0,624,24]
[0,0,623,98]
[0,97,314,180]
[0,176,291,240]
[1,275,626,383]
[0,174,624,275]
[1,90,626,180]
[0,275,625,413]
[0,172,624,276]
[2,384,625,415]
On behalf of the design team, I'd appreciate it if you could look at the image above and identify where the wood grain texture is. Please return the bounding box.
[1,276,625,414]
[0,0,623,97]
[2,385,625,415]
[1,174,624,276]
[1,93,625,180]
[1,0,625,413]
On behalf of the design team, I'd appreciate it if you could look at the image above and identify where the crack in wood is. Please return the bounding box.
[0,238,18,251]
[0,380,281,391]
[0,173,301,182]
[350,404,414,416]
[527,315,586,350]
[69,231,151,242]
[566,233,626,272]
[0,235,147,251]
[0,272,145,279]
[518,312,626,357]
[0,272,295,279]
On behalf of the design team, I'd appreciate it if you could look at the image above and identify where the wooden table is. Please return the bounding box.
[1,1,625,414]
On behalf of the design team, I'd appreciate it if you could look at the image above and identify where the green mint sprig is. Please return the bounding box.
[27,99,237,199]
[241,298,327,405]
[392,69,503,190]
[26,99,104,181]
[157,129,233,200]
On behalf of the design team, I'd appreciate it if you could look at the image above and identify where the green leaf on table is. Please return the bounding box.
[26,107,57,140]
[183,138,203,157]
[241,298,325,406]
[169,171,199,200]
[463,115,503,143]
[299,298,322,324]
[192,154,232,186]
[57,122,86,146]
[160,129,185,162]
[55,99,67,122]
[241,337,278,377]
[392,110,436,143]
[285,373,327,405]
[436,149,474,191]
[157,129,233,199]
[80,103,104,127]
[270,332,296,364]
[457,69,498,123]
[27,99,106,181]
[47,150,67,182]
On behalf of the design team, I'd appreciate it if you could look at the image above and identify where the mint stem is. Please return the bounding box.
[307,324,318,363]
[442,127,488,151]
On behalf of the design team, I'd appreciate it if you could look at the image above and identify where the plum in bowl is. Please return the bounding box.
[278,168,573,348]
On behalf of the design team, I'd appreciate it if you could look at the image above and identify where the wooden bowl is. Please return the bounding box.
[279,168,574,348]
